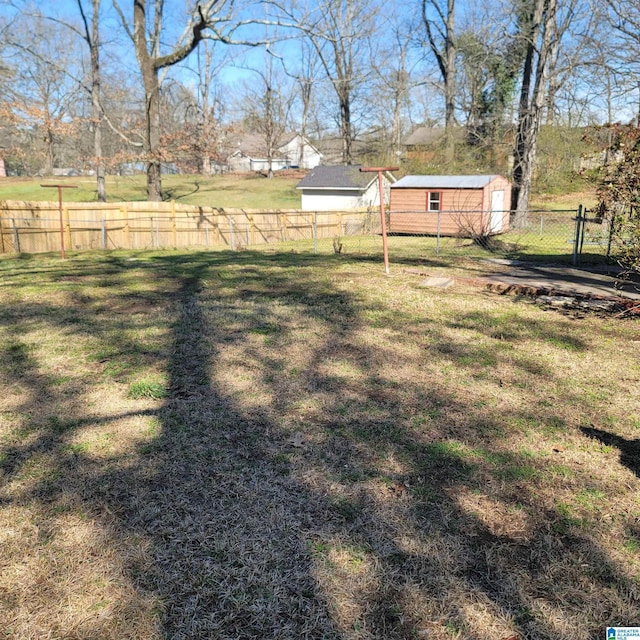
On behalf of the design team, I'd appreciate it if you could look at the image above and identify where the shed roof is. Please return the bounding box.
[391,175,502,189]
[296,165,378,191]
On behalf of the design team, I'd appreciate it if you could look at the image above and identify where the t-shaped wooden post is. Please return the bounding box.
[359,167,398,274]
[40,184,77,259]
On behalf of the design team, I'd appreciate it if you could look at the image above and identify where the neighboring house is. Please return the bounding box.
[226,133,322,172]
[296,165,395,211]
[314,138,376,166]
[52,167,81,177]
[402,126,446,151]
[389,174,511,235]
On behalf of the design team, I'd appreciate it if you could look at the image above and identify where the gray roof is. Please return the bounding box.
[391,175,502,189]
[223,132,320,159]
[403,126,445,146]
[296,165,378,191]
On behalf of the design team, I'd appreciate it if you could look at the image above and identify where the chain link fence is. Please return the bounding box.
[259,208,613,268]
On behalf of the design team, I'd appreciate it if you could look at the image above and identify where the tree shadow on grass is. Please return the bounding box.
[1,250,639,638]
[581,426,640,479]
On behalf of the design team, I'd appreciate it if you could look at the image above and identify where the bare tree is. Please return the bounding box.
[275,0,379,165]
[294,40,321,169]
[6,16,84,175]
[421,0,456,160]
[604,0,640,122]
[511,0,558,222]
[74,0,107,200]
[236,57,293,178]
[171,41,228,175]
[370,11,418,161]
[112,0,269,200]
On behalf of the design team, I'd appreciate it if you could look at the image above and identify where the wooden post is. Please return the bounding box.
[121,205,129,249]
[214,210,220,246]
[280,212,287,242]
[313,212,318,253]
[12,218,20,253]
[171,200,177,248]
[39,183,77,258]
[359,166,398,275]
[249,215,255,247]
[63,207,72,250]
[0,206,5,254]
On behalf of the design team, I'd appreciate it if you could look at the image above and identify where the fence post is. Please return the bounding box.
[249,215,255,247]
[12,218,20,253]
[572,204,583,267]
[120,205,129,249]
[436,209,441,257]
[205,218,210,247]
[579,204,587,258]
[64,206,72,250]
[213,210,220,247]
[229,215,235,250]
[101,217,106,249]
[0,207,5,253]
[171,200,177,248]
[313,211,318,253]
[150,217,155,249]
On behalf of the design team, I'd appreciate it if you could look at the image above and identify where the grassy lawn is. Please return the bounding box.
[1,249,639,639]
[0,173,302,209]
[0,174,595,212]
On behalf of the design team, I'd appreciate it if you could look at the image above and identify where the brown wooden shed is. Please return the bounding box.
[389,175,511,236]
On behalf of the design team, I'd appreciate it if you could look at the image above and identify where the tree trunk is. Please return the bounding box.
[133,0,163,201]
[511,0,557,225]
[340,93,352,164]
[90,0,106,201]
[422,0,456,162]
[444,0,456,162]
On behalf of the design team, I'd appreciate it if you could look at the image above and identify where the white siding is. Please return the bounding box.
[301,190,363,211]
[280,137,322,169]
[299,178,390,211]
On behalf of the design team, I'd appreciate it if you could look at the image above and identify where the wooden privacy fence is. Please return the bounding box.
[0,200,380,254]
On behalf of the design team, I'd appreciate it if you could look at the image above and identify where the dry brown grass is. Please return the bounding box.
[0,249,639,639]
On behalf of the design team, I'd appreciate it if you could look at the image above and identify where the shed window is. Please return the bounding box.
[427,191,441,212]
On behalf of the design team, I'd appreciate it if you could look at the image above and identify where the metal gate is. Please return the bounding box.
[573,206,612,265]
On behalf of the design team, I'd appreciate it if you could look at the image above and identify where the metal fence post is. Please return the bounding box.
[436,209,441,257]
[572,204,583,266]
[229,215,235,250]
[101,217,106,249]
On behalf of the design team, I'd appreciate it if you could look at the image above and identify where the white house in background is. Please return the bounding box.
[296,165,396,211]
[226,133,323,172]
